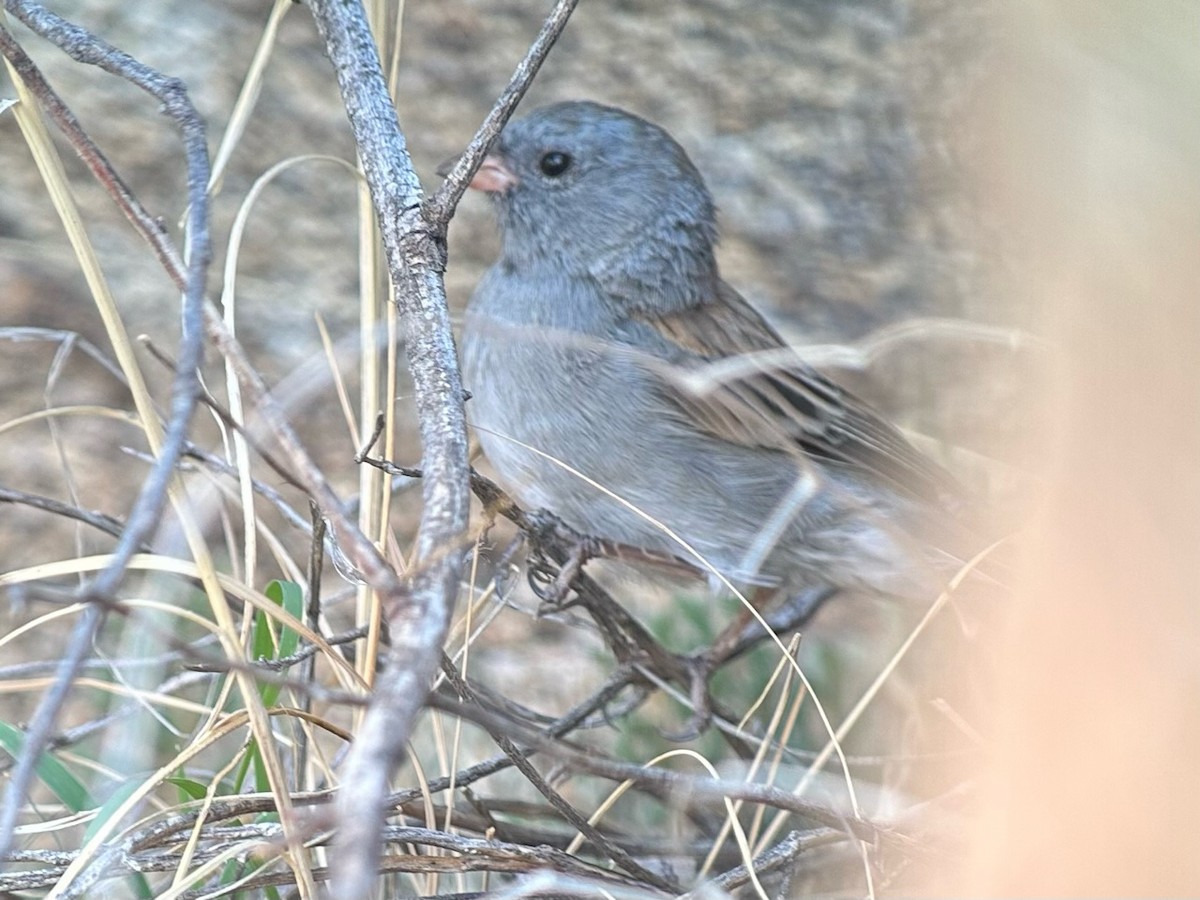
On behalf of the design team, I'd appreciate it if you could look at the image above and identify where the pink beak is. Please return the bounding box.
[469,154,520,194]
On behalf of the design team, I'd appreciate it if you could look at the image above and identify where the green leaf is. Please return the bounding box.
[0,720,92,811]
[251,738,271,793]
[229,738,274,798]
[165,775,209,803]
[254,580,306,708]
[265,579,304,660]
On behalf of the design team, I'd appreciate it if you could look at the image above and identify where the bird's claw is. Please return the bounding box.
[660,654,716,741]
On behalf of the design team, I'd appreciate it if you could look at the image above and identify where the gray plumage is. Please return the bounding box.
[460,100,973,599]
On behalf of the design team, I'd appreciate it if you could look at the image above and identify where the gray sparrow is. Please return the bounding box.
[459,101,977,601]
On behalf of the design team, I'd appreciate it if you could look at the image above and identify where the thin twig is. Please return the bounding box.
[139,334,306,492]
[0,825,655,895]
[690,828,847,896]
[0,487,141,547]
[427,0,581,223]
[0,2,211,860]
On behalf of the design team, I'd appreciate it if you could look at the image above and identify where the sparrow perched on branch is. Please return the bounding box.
[458,100,979,601]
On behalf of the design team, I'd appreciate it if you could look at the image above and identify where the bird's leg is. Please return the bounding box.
[536,537,598,612]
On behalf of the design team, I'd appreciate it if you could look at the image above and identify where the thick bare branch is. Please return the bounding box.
[303,2,468,895]
[303,0,579,893]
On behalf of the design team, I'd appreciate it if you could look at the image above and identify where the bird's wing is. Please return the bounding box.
[630,279,964,508]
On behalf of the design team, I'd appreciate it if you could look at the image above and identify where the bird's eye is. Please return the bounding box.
[538,151,572,177]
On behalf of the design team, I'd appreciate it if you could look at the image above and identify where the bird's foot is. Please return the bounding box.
[524,509,600,612]
[659,653,717,742]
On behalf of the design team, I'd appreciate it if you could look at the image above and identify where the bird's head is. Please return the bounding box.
[466,101,719,309]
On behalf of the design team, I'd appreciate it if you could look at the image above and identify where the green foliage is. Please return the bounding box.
[0,720,92,812]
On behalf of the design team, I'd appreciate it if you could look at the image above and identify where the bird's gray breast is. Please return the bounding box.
[460,265,651,516]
